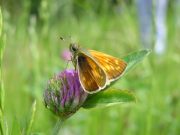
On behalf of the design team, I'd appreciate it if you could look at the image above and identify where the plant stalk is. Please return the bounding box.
[52,119,64,135]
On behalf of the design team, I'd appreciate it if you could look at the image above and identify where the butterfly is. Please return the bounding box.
[69,43,127,94]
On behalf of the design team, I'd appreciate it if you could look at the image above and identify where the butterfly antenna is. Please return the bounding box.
[60,36,65,41]
[60,36,72,45]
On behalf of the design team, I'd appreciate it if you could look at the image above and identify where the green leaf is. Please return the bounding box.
[82,89,136,109]
[123,49,151,74]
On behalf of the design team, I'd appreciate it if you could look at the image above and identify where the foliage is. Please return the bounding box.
[123,49,151,73]
[0,1,180,135]
[83,89,136,109]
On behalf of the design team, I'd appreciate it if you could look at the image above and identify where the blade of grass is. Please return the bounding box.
[26,100,36,135]
[0,7,5,135]
[0,7,2,37]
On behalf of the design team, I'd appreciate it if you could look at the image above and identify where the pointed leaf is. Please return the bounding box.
[82,89,136,109]
[123,49,151,74]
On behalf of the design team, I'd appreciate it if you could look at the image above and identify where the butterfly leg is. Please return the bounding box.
[71,55,77,70]
[65,60,71,70]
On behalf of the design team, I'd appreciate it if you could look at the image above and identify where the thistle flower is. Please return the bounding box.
[44,69,88,120]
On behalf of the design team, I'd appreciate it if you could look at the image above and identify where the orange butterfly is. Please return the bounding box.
[69,43,127,94]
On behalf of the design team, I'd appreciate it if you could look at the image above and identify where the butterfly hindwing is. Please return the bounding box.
[77,52,107,93]
[89,50,127,81]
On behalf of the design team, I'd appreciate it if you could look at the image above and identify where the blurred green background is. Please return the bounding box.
[0,0,180,134]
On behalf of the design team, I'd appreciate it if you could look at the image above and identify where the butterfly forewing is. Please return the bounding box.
[77,52,107,93]
[89,50,127,81]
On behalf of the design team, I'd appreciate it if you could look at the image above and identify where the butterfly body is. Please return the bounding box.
[69,43,127,94]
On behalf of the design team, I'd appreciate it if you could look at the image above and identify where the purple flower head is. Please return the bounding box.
[44,69,88,120]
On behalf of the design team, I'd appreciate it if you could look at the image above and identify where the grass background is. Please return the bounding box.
[1,0,180,134]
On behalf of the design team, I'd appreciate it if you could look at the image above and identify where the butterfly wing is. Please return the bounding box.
[89,50,127,82]
[77,52,107,93]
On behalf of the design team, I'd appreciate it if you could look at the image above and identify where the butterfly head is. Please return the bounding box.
[69,43,80,69]
[69,43,79,54]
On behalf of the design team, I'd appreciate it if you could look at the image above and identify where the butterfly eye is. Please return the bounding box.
[70,43,78,52]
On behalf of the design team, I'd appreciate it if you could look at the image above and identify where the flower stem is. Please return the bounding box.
[52,119,64,135]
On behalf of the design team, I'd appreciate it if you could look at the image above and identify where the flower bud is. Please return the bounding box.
[44,69,88,120]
